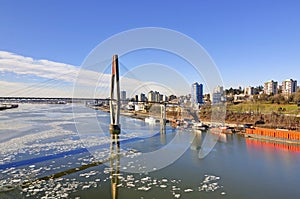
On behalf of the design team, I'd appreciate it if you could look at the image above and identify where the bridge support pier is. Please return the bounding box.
[160,103,166,134]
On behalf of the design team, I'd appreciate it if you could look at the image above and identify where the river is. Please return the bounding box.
[0,103,300,199]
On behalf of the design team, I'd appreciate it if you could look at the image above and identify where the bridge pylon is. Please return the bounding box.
[109,55,121,135]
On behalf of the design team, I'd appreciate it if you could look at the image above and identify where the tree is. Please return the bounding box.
[293,91,300,104]
[253,85,264,95]
[271,94,286,104]
[286,94,293,103]
[252,95,259,102]
[258,93,269,102]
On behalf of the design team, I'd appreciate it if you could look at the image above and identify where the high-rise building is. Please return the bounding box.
[162,95,168,102]
[191,82,203,107]
[282,79,297,95]
[214,85,224,94]
[121,90,127,101]
[154,91,160,102]
[148,91,155,102]
[140,93,146,102]
[211,85,224,104]
[264,80,278,95]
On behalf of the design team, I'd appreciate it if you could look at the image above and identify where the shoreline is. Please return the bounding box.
[89,105,300,132]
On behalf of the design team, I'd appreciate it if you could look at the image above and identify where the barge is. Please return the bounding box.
[245,127,300,144]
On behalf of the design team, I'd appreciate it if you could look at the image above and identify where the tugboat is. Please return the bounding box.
[192,122,209,131]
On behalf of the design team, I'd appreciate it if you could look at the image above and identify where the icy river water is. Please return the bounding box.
[1,103,300,199]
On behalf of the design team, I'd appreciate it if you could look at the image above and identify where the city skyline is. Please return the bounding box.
[1,1,300,97]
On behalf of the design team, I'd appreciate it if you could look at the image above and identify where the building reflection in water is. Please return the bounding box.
[110,134,120,199]
[190,130,202,151]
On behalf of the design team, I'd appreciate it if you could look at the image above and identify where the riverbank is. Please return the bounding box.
[88,104,300,134]
[200,104,300,131]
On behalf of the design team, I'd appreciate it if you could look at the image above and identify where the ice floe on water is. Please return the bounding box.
[0,104,229,198]
[198,174,225,194]
[1,148,227,198]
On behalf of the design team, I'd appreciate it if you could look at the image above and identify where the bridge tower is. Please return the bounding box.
[109,55,121,135]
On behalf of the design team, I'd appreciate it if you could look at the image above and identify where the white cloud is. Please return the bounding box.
[0,51,145,98]
[0,51,79,82]
[0,51,187,98]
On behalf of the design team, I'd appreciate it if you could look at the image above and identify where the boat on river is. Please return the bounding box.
[192,122,209,131]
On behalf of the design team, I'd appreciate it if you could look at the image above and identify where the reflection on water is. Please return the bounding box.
[191,130,202,151]
[110,134,120,199]
[246,138,300,153]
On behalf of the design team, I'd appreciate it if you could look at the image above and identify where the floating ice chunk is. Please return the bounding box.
[160,185,167,188]
[184,189,193,193]
[61,193,69,198]
[55,178,63,182]
[221,191,226,195]
[126,182,135,187]
[141,177,150,181]
[174,193,181,198]
[33,189,41,193]
[12,179,21,183]
[138,186,151,191]
[172,186,180,191]
[82,185,90,190]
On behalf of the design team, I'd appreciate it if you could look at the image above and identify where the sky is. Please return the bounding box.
[1,0,300,97]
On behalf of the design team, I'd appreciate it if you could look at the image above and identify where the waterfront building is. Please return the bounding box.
[191,82,203,107]
[154,91,160,102]
[234,94,247,102]
[121,90,126,101]
[140,93,146,102]
[134,103,146,111]
[244,86,254,95]
[148,91,155,102]
[148,90,161,102]
[162,95,168,102]
[211,85,224,104]
[282,79,297,96]
[214,85,224,94]
[159,94,164,102]
[212,92,223,104]
[264,80,278,95]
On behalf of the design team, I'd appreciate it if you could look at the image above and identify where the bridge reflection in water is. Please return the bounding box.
[110,134,120,199]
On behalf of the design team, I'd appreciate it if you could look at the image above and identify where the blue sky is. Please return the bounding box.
[1,0,300,97]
